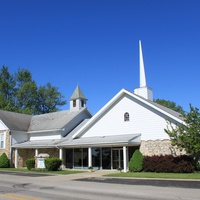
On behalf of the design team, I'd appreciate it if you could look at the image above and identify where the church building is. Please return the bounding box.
[0,41,184,172]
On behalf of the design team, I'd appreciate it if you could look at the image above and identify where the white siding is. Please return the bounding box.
[12,132,29,145]
[0,120,8,130]
[82,94,172,140]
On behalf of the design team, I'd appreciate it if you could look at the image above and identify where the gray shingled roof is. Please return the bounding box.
[0,109,88,132]
[146,99,184,121]
[28,110,81,131]
[0,110,32,131]
[132,92,184,121]
[70,85,87,100]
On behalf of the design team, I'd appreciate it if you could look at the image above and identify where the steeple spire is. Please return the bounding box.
[134,40,153,101]
[139,40,146,87]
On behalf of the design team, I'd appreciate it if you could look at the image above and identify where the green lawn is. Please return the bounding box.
[1,168,200,179]
[105,172,200,179]
[0,168,85,175]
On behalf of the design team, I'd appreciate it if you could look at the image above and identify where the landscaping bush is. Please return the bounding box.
[129,150,144,172]
[0,153,10,168]
[143,155,194,173]
[45,157,62,171]
[25,158,35,170]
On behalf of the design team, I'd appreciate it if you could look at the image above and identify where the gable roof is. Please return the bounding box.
[0,110,32,131]
[72,88,185,139]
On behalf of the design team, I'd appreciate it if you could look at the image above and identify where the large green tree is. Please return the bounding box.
[36,82,66,114]
[0,66,66,114]
[165,104,200,169]
[14,68,38,114]
[0,66,16,111]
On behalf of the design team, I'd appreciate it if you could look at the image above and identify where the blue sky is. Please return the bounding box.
[0,0,200,114]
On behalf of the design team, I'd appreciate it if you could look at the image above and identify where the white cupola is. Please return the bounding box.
[70,86,88,111]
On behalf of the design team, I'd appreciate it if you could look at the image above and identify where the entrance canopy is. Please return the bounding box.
[12,134,141,149]
[58,134,141,148]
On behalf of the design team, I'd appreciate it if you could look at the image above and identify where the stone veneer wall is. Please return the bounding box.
[140,140,186,157]
[12,148,59,168]
[0,130,10,158]
[38,148,59,158]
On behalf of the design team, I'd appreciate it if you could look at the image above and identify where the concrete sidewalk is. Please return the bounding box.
[54,170,117,181]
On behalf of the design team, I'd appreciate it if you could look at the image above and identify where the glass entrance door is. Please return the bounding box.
[112,148,123,169]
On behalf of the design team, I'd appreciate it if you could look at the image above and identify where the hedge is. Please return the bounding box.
[44,158,62,171]
[26,158,35,170]
[0,153,10,168]
[143,155,194,173]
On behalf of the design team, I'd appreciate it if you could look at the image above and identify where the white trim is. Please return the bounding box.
[123,146,127,172]
[59,148,63,160]
[15,149,18,168]
[88,147,92,167]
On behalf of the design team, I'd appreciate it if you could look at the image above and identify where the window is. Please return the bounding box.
[81,100,84,107]
[0,133,5,149]
[73,100,76,107]
[124,112,130,121]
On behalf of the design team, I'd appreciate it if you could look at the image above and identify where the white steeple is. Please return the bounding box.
[134,40,153,101]
[139,40,146,87]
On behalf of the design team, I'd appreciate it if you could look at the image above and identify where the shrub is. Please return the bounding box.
[26,158,35,170]
[45,158,62,171]
[129,150,144,172]
[143,155,194,173]
[0,153,10,168]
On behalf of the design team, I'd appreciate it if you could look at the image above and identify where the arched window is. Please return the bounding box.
[124,112,130,121]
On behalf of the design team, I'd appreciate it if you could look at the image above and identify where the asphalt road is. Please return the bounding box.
[0,171,200,200]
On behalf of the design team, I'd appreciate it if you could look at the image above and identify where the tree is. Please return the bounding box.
[36,83,66,114]
[14,68,38,114]
[165,104,200,169]
[155,99,184,114]
[0,66,16,111]
[0,66,66,114]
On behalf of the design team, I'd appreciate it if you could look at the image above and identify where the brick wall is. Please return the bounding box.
[0,130,10,158]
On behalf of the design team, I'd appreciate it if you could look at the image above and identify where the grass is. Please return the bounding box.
[0,168,85,175]
[105,172,200,179]
[1,168,200,179]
